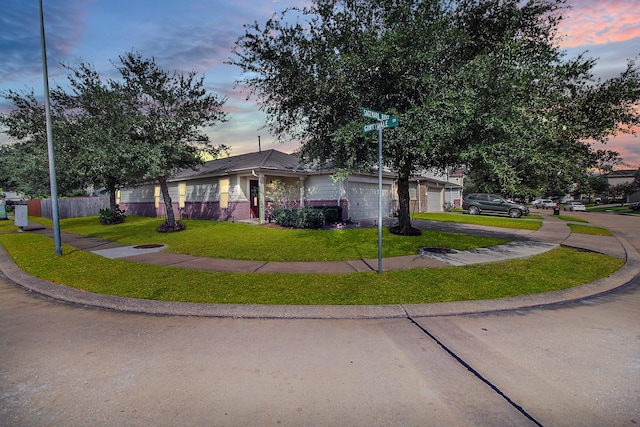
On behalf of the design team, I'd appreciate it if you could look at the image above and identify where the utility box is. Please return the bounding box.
[14,203,28,229]
[0,202,7,220]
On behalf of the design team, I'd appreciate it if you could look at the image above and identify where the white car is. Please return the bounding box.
[563,201,586,211]
[539,199,556,209]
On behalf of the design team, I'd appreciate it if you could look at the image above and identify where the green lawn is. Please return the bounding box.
[0,216,624,305]
[0,231,623,305]
[412,212,542,230]
[556,215,589,223]
[30,215,510,262]
[567,223,614,236]
[588,205,640,215]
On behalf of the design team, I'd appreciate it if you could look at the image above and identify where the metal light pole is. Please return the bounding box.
[39,0,62,256]
[377,123,383,274]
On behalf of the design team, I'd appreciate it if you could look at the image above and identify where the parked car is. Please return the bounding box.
[563,201,586,211]
[630,201,640,211]
[462,193,530,218]
[538,199,556,209]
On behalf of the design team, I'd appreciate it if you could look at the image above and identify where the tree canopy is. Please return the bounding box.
[55,61,151,213]
[230,0,640,233]
[1,52,228,229]
[114,52,229,228]
[0,89,87,197]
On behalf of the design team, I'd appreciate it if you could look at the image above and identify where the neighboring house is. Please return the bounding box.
[118,149,397,225]
[604,169,637,187]
[409,168,464,213]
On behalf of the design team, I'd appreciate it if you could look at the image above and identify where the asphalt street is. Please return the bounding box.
[0,212,638,426]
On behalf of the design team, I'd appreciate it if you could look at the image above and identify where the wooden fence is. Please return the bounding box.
[34,195,110,219]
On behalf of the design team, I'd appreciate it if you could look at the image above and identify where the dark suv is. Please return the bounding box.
[462,193,530,218]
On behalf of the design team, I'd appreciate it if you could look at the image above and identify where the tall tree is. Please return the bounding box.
[0,89,87,197]
[54,61,151,214]
[114,52,229,229]
[230,0,640,234]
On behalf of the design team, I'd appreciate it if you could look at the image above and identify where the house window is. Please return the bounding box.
[178,183,186,208]
[116,190,121,205]
[154,186,160,208]
[219,178,229,209]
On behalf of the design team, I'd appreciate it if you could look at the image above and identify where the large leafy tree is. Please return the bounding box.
[0,89,87,197]
[54,61,150,213]
[114,52,229,229]
[230,0,640,234]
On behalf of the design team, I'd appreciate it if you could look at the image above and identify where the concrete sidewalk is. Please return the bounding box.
[23,214,626,273]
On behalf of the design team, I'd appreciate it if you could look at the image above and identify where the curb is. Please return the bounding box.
[1,233,638,319]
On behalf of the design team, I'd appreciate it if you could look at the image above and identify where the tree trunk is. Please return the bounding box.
[396,173,413,234]
[158,176,176,226]
[107,180,118,213]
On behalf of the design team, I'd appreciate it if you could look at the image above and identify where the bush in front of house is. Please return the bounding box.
[99,206,127,225]
[272,208,325,229]
[321,206,342,224]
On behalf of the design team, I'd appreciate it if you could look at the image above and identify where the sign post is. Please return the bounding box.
[362,108,399,274]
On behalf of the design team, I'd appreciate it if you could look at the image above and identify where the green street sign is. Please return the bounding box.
[362,108,390,121]
[363,122,379,133]
[362,116,399,133]
[385,116,399,128]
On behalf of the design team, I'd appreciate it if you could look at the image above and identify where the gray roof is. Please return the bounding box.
[606,169,637,178]
[170,149,304,181]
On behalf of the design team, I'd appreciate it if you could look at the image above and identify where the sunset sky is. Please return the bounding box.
[1,0,639,167]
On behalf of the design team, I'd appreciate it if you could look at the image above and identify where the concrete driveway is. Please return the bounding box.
[1,213,638,426]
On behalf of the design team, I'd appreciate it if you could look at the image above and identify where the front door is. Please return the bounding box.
[250,180,259,219]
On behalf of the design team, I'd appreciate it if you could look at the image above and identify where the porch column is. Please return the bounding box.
[299,177,306,207]
[258,173,265,224]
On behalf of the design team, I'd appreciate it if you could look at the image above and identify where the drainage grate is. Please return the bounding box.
[418,246,457,255]
[133,244,165,249]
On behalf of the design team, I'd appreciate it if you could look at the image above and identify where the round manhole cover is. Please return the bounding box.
[133,244,164,249]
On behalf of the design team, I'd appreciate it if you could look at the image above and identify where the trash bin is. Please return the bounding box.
[553,206,560,215]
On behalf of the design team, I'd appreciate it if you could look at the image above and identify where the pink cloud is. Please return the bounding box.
[560,0,640,47]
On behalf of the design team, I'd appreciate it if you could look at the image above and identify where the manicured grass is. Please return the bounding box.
[556,215,589,223]
[568,223,614,236]
[29,216,510,262]
[412,212,542,230]
[0,231,624,305]
[588,205,640,215]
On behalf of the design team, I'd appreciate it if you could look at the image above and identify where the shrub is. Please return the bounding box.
[99,206,127,225]
[297,207,325,229]
[272,208,325,229]
[265,179,301,221]
[321,207,342,224]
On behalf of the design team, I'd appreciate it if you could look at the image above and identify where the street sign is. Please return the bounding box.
[362,117,399,133]
[361,107,399,274]
[363,122,380,133]
[362,108,389,121]
[385,116,399,128]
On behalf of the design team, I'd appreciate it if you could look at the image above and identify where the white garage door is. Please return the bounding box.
[427,188,442,212]
[347,182,392,222]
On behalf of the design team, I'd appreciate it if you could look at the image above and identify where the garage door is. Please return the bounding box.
[347,182,392,222]
[427,188,442,212]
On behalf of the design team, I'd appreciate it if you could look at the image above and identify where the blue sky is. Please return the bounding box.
[1,0,639,166]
